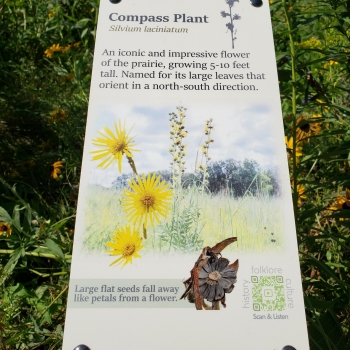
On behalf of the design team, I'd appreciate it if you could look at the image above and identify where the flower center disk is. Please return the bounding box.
[299,123,310,132]
[141,195,155,208]
[111,141,126,154]
[208,270,221,285]
[123,244,136,257]
[342,201,350,210]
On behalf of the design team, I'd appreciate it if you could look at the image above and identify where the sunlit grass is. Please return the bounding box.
[83,184,284,254]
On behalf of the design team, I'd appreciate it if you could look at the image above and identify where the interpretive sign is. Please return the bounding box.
[63,0,309,349]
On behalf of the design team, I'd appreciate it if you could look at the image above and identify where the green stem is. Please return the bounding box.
[38,285,68,320]
[19,265,68,278]
[282,0,298,222]
[0,249,72,260]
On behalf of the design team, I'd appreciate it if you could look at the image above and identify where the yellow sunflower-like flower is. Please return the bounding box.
[51,161,64,180]
[329,189,350,211]
[285,136,303,157]
[0,222,12,237]
[90,121,140,173]
[106,226,143,267]
[122,173,173,230]
[296,115,321,142]
[297,184,307,205]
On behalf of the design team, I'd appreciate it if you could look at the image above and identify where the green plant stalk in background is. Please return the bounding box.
[282,0,298,219]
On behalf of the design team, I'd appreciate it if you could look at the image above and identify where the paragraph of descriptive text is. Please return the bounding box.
[97,49,267,92]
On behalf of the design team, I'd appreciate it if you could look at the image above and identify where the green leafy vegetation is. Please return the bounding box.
[0,0,350,348]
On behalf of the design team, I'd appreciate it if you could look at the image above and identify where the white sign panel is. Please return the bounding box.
[63,0,309,349]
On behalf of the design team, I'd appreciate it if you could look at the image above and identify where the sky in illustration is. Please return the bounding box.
[87,103,279,187]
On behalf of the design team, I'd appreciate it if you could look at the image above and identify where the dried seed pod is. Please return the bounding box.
[180,237,238,310]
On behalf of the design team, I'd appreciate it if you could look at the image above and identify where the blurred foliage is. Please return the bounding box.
[274,0,350,348]
[0,0,349,348]
[0,0,98,348]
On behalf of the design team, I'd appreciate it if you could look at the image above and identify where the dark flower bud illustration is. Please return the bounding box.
[226,23,234,32]
[221,0,241,48]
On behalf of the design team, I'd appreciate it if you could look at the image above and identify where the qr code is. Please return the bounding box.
[251,276,285,311]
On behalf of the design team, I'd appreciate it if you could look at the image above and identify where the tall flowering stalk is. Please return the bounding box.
[169,106,188,198]
[160,107,203,252]
[198,119,214,193]
[221,0,241,49]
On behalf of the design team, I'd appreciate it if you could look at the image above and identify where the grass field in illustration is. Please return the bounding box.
[82,184,284,254]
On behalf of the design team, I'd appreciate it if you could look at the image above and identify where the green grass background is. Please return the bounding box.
[83,184,284,254]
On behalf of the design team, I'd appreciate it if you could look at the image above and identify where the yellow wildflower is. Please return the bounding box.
[296,115,321,142]
[44,44,63,58]
[329,189,350,211]
[0,223,12,237]
[297,37,322,49]
[51,161,64,180]
[285,136,302,157]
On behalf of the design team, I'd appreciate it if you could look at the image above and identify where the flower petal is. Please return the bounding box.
[214,284,225,301]
[221,267,237,279]
[199,283,210,299]
[207,285,216,302]
[218,277,233,289]
[223,284,235,294]
[198,268,209,279]
[215,257,229,272]
[202,262,212,273]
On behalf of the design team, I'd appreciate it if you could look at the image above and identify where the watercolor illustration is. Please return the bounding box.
[82,104,285,266]
[221,0,241,49]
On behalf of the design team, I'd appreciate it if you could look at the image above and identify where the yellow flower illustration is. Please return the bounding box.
[106,226,143,267]
[0,222,12,237]
[173,125,180,134]
[180,130,188,137]
[122,173,173,230]
[51,161,64,180]
[90,121,139,173]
